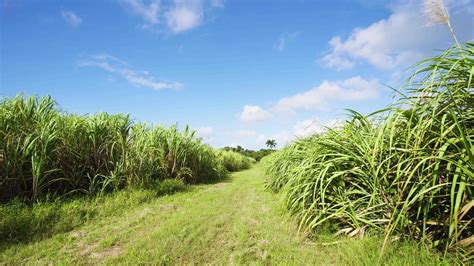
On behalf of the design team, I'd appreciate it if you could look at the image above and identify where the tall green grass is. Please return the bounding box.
[263,43,473,260]
[0,95,227,201]
[217,150,255,172]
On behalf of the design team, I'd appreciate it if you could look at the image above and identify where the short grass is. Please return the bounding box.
[1,165,451,265]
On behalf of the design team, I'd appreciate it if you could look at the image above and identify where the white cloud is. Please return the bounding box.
[322,0,474,70]
[293,119,341,138]
[252,119,343,149]
[165,0,203,33]
[217,129,257,149]
[321,47,355,70]
[121,0,223,33]
[293,119,324,138]
[195,126,214,139]
[256,132,292,149]
[236,77,379,125]
[121,0,160,26]
[78,54,183,91]
[252,119,342,150]
[275,76,380,113]
[61,10,82,27]
[238,105,273,123]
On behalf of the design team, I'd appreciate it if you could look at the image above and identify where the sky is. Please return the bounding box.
[1,0,473,149]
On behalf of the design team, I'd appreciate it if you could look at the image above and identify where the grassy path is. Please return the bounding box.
[1,165,447,264]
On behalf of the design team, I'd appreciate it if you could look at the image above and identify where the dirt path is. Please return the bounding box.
[2,165,330,264]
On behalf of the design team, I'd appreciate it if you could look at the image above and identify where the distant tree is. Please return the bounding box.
[265,139,276,149]
[236,145,243,152]
[221,146,274,161]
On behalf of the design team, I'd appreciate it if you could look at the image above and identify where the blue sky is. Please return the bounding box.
[1,0,473,149]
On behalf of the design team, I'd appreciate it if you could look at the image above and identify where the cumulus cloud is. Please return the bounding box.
[61,10,82,27]
[78,54,183,91]
[121,0,223,33]
[239,105,273,123]
[293,119,324,138]
[121,0,160,26]
[256,131,293,149]
[274,76,380,113]
[252,119,342,149]
[321,0,474,70]
[165,0,203,33]
[293,119,341,138]
[237,77,380,124]
[195,126,214,139]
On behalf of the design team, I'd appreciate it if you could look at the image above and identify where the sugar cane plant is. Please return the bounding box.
[0,95,228,201]
[263,42,473,260]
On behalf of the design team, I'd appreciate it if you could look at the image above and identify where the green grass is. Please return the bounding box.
[1,165,450,264]
[217,149,255,172]
[0,179,186,246]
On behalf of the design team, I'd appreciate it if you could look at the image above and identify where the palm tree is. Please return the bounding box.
[265,139,276,149]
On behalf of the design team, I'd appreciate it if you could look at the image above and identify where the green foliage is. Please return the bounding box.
[216,150,255,172]
[222,146,274,161]
[264,43,474,260]
[0,95,226,201]
[265,139,276,149]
